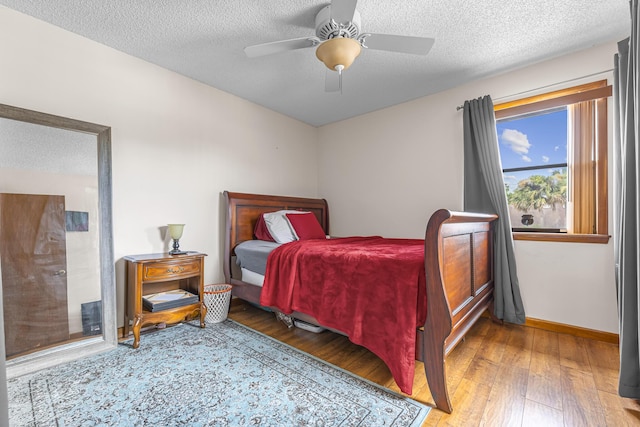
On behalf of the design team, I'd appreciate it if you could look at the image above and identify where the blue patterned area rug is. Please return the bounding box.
[8,320,430,426]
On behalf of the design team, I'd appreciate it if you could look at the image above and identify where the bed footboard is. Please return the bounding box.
[418,209,497,413]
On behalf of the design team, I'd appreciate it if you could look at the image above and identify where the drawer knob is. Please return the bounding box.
[166,266,185,274]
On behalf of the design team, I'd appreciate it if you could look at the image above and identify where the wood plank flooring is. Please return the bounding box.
[227,299,640,426]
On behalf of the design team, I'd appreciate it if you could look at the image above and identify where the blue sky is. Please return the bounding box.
[497,108,568,193]
[496,108,568,169]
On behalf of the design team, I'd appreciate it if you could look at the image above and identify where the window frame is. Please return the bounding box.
[494,80,611,244]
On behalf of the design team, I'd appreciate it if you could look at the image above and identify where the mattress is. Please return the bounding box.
[241,267,265,287]
[234,240,280,275]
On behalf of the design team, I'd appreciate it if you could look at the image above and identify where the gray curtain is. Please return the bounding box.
[463,95,525,324]
[614,1,640,398]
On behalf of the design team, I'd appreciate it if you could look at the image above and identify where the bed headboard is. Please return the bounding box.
[223,191,329,283]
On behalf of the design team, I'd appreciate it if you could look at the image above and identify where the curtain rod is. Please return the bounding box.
[455,68,615,111]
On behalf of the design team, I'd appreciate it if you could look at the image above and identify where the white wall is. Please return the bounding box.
[0,6,319,328]
[318,42,619,334]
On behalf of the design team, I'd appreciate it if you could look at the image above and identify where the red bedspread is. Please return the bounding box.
[260,236,427,395]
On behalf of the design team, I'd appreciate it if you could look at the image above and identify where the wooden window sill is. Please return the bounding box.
[512,232,611,244]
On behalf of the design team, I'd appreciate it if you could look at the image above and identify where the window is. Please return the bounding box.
[495,80,611,243]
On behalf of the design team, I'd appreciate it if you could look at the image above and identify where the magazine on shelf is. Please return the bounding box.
[143,289,199,312]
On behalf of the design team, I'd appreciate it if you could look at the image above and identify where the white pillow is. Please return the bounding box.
[263,210,307,243]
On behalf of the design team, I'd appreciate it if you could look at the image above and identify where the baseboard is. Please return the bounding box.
[524,317,619,344]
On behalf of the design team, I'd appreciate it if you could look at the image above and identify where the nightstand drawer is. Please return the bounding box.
[143,260,201,281]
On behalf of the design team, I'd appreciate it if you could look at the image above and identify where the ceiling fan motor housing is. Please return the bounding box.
[315,5,361,40]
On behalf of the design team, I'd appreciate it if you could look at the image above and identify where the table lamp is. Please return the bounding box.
[168,224,186,255]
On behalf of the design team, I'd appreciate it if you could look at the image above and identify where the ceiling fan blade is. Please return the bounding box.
[362,34,435,55]
[330,0,358,24]
[244,37,319,58]
[325,69,340,92]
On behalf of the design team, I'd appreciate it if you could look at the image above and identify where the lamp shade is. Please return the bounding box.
[168,224,185,240]
[316,37,362,71]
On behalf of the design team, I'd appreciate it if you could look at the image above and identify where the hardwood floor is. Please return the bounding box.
[227,299,640,426]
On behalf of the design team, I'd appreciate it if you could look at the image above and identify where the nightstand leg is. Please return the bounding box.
[200,302,207,328]
[132,315,142,349]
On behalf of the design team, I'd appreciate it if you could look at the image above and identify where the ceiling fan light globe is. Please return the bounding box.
[316,37,361,71]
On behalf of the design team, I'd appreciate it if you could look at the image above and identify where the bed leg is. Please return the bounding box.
[423,340,453,414]
[487,301,503,325]
[275,311,294,328]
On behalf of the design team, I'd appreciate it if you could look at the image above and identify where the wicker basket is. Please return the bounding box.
[203,284,232,323]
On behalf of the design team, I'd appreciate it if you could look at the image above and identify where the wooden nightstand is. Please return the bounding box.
[124,252,207,348]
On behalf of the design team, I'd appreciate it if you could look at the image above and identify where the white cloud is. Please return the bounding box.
[542,156,550,163]
[554,146,560,151]
[522,155,532,162]
[501,129,531,155]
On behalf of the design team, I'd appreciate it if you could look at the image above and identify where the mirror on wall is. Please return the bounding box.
[0,104,116,377]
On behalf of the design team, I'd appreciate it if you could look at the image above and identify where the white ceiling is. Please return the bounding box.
[0,0,630,126]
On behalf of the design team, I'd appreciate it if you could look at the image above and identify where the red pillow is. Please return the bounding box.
[254,214,276,242]
[285,213,326,240]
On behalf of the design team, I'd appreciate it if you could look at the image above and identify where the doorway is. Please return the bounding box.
[0,193,70,357]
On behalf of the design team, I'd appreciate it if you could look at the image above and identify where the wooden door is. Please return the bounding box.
[0,193,70,357]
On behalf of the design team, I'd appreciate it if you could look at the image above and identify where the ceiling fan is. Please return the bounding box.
[244,0,435,92]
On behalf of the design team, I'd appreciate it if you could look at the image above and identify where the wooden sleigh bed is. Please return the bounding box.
[223,191,497,413]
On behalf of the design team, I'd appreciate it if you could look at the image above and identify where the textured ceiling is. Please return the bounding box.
[0,0,630,126]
